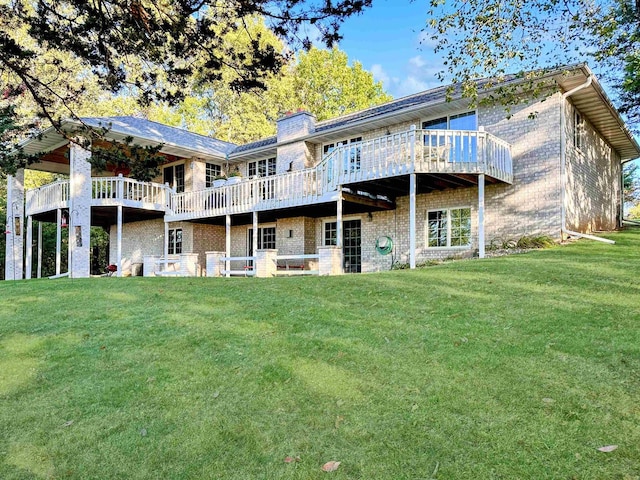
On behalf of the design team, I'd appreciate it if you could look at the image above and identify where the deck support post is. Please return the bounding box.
[252,211,258,257]
[68,141,92,278]
[409,173,417,269]
[225,214,231,278]
[56,208,62,276]
[116,204,123,277]
[37,221,42,279]
[336,189,343,273]
[25,215,32,279]
[163,221,169,260]
[4,171,25,281]
[478,173,485,259]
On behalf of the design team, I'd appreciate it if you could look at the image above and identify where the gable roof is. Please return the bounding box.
[81,117,237,157]
[19,116,237,161]
[16,65,639,165]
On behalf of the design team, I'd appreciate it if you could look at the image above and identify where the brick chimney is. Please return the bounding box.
[276,110,316,172]
[276,109,316,142]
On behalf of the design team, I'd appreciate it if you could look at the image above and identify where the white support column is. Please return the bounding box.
[25,215,33,279]
[336,190,343,273]
[56,208,62,276]
[225,214,231,278]
[37,221,42,279]
[116,205,123,277]
[409,173,417,269]
[68,141,93,278]
[252,211,258,257]
[4,171,25,281]
[478,173,485,259]
[164,221,169,259]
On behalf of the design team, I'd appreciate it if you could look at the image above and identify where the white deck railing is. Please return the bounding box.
[26,176,172,216]
[25,128,512,221]
[274,254,320,276]
[25,179,70,215]
[92,176,170,209]
[169,128,512,221]
[219,256,256,277]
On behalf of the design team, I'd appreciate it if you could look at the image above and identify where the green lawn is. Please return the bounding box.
[1,229,639,479]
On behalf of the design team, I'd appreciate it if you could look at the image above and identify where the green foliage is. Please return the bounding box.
[1,1,371,140]
[289,47,392,121]
[0,106,42,178]
[0,228,639,478]
[425,0,640,124]
[623,162,639,204]
[489,235,556,251]
[86,135,165,182]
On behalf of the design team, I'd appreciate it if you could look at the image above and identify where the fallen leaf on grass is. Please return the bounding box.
[62,420,73,427]
[335,415,344,429]
[322,461,341,472]
[597,445,618,452]
[284,456,301,463]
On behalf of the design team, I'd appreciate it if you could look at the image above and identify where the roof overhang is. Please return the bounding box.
[552,64,639,162]
[232,64,639,163]
[17,119,228,168]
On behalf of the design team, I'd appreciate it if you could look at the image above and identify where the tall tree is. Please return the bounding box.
[1,0,372,130]
[288,47,392,121]
[425,0,640,124]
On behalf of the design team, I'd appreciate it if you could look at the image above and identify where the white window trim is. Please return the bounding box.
[246,223,277,253]
[425,206,472,249]
[322,216,362,246]
[163,162,186,192]
[574,110,586,155]
[247,157,277,178]
[205,162,223,188]
[168,228,183,255]
[322,136,363,156]
[421,110,478,130]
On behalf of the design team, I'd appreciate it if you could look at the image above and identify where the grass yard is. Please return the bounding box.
[1,228,639,479]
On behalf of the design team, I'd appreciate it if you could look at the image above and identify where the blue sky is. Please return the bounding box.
[335,1,445,99]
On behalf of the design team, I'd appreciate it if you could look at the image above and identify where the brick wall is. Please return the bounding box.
[565,102,621,232]
[109,219,198,275]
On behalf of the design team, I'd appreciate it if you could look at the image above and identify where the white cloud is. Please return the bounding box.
[408,55,427,69]
[371,54,447,98]
[370,64,391,87]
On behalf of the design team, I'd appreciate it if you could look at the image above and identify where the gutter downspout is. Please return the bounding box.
[621,157,639,225]
[560,75,616,245]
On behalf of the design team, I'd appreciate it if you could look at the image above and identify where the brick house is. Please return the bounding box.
[5,63,639,279]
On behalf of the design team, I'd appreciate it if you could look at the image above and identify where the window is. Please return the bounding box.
[422,111,477,132]
[323,137,362,177]
[422,111,477,163]
[205,163,222,188]
[168,228,183,254]
[247,227,276,251]
[248,157,276,177]
[427,208,471,248]
[324,221,337,246]
[574,111,585,152]
[164,164,185,193]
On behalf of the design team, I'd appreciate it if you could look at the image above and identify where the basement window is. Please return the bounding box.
[168,228,183,255]
[426,208,471,248]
